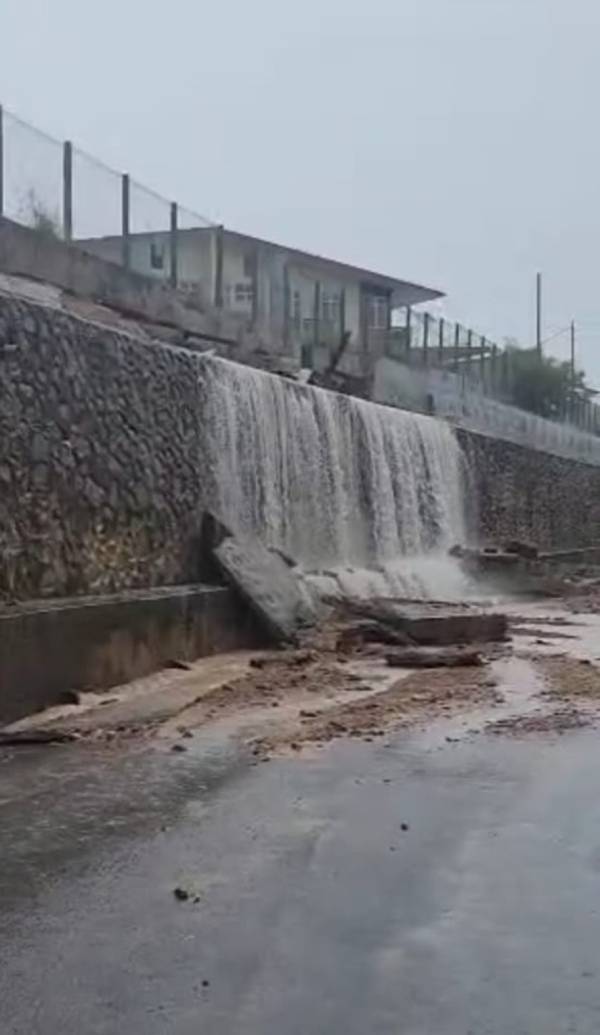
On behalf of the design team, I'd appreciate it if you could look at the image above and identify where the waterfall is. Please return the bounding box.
[200,357,468,597]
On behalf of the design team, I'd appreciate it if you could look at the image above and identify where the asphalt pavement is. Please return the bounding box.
[2,719,600,1034]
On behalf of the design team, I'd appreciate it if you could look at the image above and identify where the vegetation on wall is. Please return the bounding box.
[502,340,588,420]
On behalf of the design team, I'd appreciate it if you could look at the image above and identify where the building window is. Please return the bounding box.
[367,294,389,330]
[322,292,340,324]
[235,282,254,305]
[150,241,165,270]
[226,282,254,309]
[292,290,301,330]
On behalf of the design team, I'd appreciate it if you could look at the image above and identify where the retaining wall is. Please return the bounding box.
[457,428,600,549]
[1,289,599,604]
[0,584,261,724]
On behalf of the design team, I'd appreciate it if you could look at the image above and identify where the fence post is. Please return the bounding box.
[453,322,460,372]
[63,140,73,242]
[406,307,412,359]
[121,173,130,270]
[466,329,473,374]
[491,344,498,396]
[283,263,291,349]
[0,105,4,218]
[438,316,444,365]
[213,225,224,308]
[340,286,346,343]
[480,336,486,388]
[423,312,430,367]
[313,280,321,353]
[169,202,178,289]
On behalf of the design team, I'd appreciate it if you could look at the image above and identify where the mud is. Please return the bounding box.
[252,666,500,755]
[536,656,600,701]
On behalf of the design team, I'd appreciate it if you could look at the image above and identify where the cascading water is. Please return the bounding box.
[200,356,470,598]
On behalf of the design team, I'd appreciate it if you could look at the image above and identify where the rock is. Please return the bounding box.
[164,659,192,671]
[171,743,188,753]
[400,822,410,832]
[0,728,78,745]
[173,887,189,902]
[214,535,319,644]
[58,689,82,705]
[386,647,484,668]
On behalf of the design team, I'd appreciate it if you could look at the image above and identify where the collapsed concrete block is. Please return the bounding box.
[214,536,318,644]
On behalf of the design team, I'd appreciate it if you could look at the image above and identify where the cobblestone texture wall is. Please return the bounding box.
[457,428,600,549]
[0,293,214,599]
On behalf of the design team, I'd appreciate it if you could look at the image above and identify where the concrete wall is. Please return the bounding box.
[0,217,245,346]
[374,355,600,467]
[0,584,262,724]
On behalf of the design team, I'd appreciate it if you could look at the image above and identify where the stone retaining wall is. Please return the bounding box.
[457,428,600,549]
[0,291,217,599]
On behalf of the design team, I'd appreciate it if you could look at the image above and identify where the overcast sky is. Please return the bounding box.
[1,0,600,379]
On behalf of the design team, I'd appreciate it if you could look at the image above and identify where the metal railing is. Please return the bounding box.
[393,310,600,435]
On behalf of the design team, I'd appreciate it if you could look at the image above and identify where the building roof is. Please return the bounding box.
[204,227,445,307]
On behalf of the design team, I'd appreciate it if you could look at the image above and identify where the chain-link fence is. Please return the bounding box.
[0,104,216,285]
[395,309,600,435]
[1,109,64,238]
[0,104,598,436]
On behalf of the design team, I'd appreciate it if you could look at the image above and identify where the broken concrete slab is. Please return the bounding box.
[214,536,319,644]
[331,597,507,646]
[397,610,508,646]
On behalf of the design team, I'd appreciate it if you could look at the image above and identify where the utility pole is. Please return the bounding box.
[536,272,542,356]
[570,319,576,382]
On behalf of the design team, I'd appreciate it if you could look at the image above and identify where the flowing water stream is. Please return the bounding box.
[200,357,470,598]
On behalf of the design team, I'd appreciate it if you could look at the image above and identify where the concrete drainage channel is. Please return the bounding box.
[0,583,263,726]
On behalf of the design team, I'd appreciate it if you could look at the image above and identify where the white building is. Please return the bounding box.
[80,226,443,376]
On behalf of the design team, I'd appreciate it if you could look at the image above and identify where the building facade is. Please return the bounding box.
[80,226,443,375]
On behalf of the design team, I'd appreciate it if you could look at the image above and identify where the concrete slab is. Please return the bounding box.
[214,537,318,644]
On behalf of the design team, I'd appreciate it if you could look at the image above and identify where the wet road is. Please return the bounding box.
[3,721,600,1034]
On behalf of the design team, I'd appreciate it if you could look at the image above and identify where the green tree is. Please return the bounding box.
[502,341,587,419]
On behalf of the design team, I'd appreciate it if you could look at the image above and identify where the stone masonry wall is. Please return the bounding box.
[0,292,217,599]
[1,291,599,601]
[457,428,600,549]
